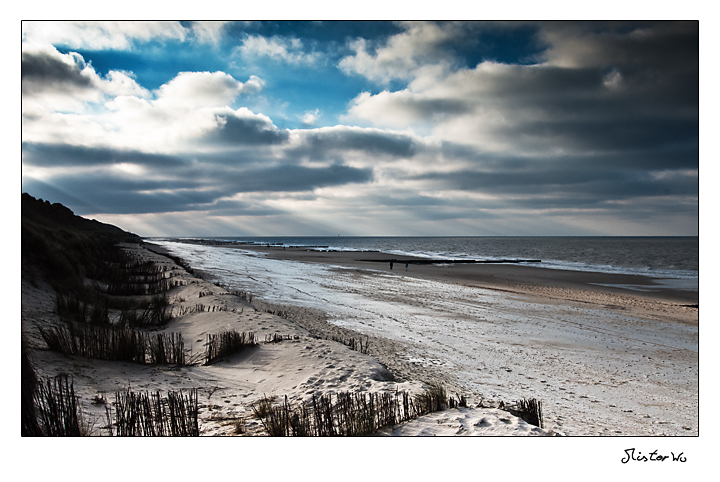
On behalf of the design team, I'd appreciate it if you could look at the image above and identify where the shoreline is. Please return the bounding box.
[23,235,697,437]
[179,241,698,327]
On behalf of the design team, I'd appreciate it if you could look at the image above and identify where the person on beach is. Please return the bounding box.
[405,262,408,271]
[390,261,393,270]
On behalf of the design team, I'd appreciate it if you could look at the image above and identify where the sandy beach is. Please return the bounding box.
[22,241,558,436]
[152,240,698,436]
[20,235,698,437]
[217,243,699,326]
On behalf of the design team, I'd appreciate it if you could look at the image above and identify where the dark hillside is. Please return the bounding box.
[21,193,136,239]
[22,193,140,292]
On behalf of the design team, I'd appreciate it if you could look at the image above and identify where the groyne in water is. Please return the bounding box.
[357,258,542,265]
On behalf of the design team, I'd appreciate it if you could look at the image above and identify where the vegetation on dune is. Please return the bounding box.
[105,388,199,436]
[22,193,546,437]
[204,330,257,365]
[22,193,139,292]
[22,345,89,437]
[252,384,469,436]
[23,193,184,328]
[38,323,190,366]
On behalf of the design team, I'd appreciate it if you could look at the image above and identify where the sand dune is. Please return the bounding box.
[22,242,553,436]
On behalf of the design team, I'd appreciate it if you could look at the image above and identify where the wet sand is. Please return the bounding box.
[199,243,698,327]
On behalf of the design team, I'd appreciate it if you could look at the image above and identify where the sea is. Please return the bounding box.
[153,236,698,282]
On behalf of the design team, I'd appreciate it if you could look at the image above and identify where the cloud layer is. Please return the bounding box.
[21,21,698,236]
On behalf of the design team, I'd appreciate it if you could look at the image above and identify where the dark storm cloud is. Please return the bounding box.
[512,117,698,152]
[415,164,697,201]
[291,128,417,159]
[204,113,290,146]
[470,62,697,156]
[22,47,93,95]
[203,198,284,216]
[23,173,224,215]
[216,164,373,192]
[351,22,697,163]
[540,21,698,73]
[22,142,185,168]
[383,96,472,120]
[23,140,374,215]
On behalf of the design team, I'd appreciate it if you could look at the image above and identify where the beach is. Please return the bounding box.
[21,237,698,436]
[153,240,698,436]
[22,241,553,436]
[216,243,699,325]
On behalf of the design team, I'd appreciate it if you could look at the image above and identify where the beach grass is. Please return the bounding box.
[22,340,43,436]
[251,384,469,436]
[38,323,191,366]
[106,388,199,436]
[204,330,257,365]
[32,375,87,436]
[507,398,544,429]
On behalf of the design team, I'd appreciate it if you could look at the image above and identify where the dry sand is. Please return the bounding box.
[21,242,552,436]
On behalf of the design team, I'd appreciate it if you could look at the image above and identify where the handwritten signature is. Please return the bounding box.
[622,448,686,463]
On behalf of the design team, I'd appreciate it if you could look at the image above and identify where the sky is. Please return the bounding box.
[20,20,699,237]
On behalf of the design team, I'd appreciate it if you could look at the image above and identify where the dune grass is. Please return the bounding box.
[204,330,257,365]
[508,398,544,429]
[38,323,189,365]
[106,388,199,436]
[32,375,88,436]
[252,384,469,436]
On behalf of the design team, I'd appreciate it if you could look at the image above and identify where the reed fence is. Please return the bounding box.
[508,398,544,428]
[204,330,257,365]
[33,375,85,436]
[106,388,199,436]
[38,323,189,365]
[252,384,466,436]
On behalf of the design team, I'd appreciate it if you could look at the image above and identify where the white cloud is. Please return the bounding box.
[235,35,321,64]
[338,21,457,84]
[154,71,264,109]
[603,69,623,89]
[240,75,266,95]
[189,21,230,45]
[22,21,188,50]
[22,43,149,115]
[299,109,321,126]
[100,70,151,97]
[155,71,241,109]
[346,90,430,128]
[22,48,275,154]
